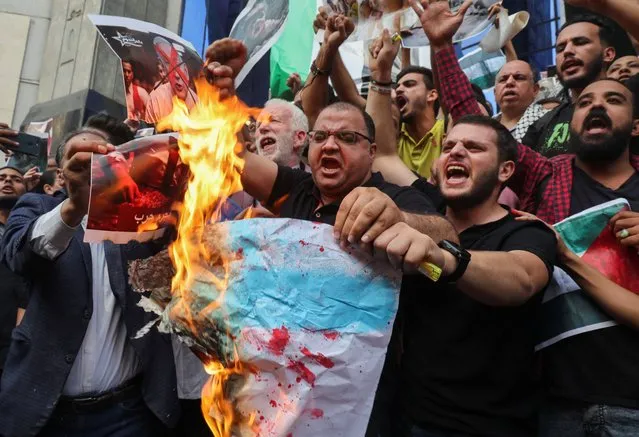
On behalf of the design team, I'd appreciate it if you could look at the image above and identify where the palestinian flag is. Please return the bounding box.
[536,198,639,350]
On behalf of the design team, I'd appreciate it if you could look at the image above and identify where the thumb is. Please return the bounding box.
[457,0,474,18]
[382,28,391,46]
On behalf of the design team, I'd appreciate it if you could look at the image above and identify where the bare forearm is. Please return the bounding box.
[402,212,458,244]
[563,250,639,331]
[331,52,366,109]
[240,152,279,203]
[366,80,396,157]
[301,45,334,127]
[503,41,518,62]
[456,251,546,306]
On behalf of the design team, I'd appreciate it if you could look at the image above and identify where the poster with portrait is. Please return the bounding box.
[401,0,500,47]
[88,15,203,125]
[85,133,188,244]
[229,0,290,87]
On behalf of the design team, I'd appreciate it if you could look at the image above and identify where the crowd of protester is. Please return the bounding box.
[0,0,638,436]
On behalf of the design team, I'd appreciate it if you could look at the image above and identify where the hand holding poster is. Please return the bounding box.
[229,0,290,87]
[85,134,187,243]
[88,15,203,124]
[129,218,401,437]
[537,199,639,350]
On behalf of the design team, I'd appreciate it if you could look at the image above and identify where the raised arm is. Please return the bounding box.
[366,30,418,186]
[331,52,367,109]
[409,0,482,121]
[301,14,355,127]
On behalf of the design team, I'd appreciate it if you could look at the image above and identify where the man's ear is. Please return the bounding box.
[293,130,307,154]
[632,118,639,137]
[603,46,616,64]
[427,89,438,105]
[369,143,377,160]
[532,82,540,97]
[498,160,516,185]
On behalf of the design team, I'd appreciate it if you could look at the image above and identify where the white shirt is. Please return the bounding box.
[30,202,141,396]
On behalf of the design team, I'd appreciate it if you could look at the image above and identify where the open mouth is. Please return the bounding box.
[561,59,582,73]
[1,187,15,195]
[445,163,470,185]
[502,90,518,98]
[618,72,631,81]
[259,137,277,152]
[395,95,408,112]
[320,156,342,175]
[583,115,611,135]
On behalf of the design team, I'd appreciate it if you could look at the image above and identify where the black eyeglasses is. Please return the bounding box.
[308,130,372,146]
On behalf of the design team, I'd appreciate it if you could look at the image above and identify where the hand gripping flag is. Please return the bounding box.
[536,199,639,350]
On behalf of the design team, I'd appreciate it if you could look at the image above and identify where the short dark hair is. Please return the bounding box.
[33,170,57,194]
[471,83,494,117]
[0,166,24,176]
[55,113,134,166]
[396,66,441,115]
[453,115,518,163]
[318,102,376,142]
[558,14,615,48]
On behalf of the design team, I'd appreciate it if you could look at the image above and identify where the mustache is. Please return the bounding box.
[583,108,612,128]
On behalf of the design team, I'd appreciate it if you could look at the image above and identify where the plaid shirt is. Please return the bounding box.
[434,45,639,224]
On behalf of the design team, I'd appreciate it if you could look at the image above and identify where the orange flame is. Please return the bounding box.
[157,78,257,436]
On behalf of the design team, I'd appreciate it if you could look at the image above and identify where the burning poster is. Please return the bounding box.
[229,0,290,88]
[85,133,187,243]
[536,199,639,350]
[129,218,401,437]
[88,15,202,124]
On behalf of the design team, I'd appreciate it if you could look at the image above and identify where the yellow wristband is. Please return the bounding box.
[418,261,442,282]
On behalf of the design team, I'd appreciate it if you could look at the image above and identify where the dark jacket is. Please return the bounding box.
[0,192,179,437]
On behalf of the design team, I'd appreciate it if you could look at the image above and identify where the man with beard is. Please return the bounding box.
[608,55,639,83]
[394,66,444,179]
[521,15,616,156]
[0,166,29,380]
[122,59,150,121]
[255,99,309,170]
[371,114,558,437]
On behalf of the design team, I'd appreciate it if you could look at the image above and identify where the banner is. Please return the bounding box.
[230,0,290,88]
[536,199,639,350]
[89,15,203,124]
[85,134,186,243]
[458,47,506,90]
[130,218,401,437]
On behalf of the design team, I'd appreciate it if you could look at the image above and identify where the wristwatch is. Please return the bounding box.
[438,240,471,282]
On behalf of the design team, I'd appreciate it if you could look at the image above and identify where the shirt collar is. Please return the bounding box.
[400,122,436,147]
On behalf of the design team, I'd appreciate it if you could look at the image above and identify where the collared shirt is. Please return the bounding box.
[266,166,436,224]
[495,103,550,142]
[397,119,445,179]
[29,203,141,396]
[433,44,639,224]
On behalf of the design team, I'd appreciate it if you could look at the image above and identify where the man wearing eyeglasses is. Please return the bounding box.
[205,38,458,249]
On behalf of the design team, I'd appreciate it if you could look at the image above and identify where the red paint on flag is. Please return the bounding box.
[267,326,290,356]
[581,228,639,292]
[300,347,334,368]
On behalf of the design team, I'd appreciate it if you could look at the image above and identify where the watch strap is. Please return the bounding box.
[438,240,471,282]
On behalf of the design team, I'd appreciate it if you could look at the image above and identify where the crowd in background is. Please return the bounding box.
[0,0,639,436]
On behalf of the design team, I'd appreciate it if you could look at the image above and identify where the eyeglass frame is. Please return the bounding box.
[307,129,373,146]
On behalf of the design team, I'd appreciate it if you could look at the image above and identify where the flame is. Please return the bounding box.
[157,77,258,436]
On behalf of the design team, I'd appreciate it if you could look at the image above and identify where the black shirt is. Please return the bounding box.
[400,213,557,437]
[542,167,639,408]
[266,166,437,223]
[522,101,574,157]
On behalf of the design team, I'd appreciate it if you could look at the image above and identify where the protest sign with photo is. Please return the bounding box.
[229,0,290,87]
[401,0,500,47]
[89,15,203,124]
[85,133,187,244]
[536,199,639,350]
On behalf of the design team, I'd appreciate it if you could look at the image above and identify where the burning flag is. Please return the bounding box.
[536,198,639,350]
[127,75,400,437]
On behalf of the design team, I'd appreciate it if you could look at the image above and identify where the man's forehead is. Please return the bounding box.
[68,130,108,145]
[315,108,364,130]
[498,61,532,77]
[582,80,631,97]
[448,123,496,144]
[558,22,599,42]
[398,73,423,84]
[612,56,639,66]
[0,168,22,178]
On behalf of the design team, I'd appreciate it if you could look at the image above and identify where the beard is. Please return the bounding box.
[440,164,501,210]
[568,119,632,164]
[0,195,19,210]
[559,54,604,90]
